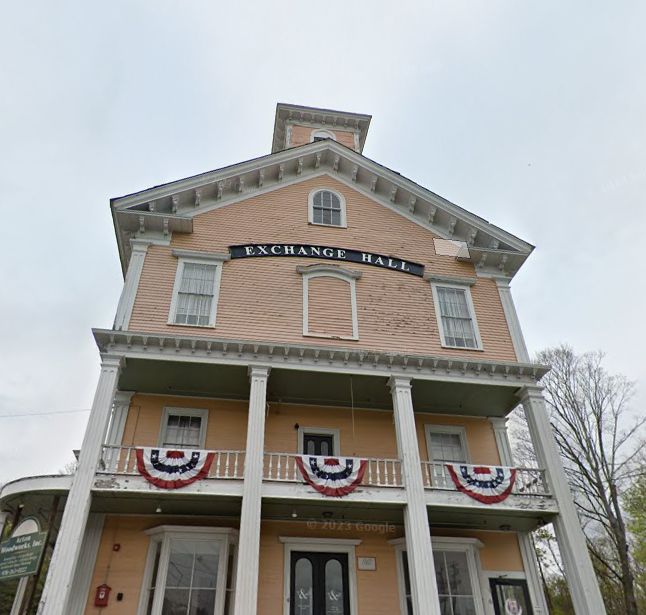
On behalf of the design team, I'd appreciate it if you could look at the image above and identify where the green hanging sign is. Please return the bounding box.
[0,531,48,581]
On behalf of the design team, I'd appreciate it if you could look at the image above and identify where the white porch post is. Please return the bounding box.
[0,511,8,539]
[519,385,607,615]
[38,355,123,615]
[489,417,550,615]
[113,239,151,331]
[388,376,441,615]
[233,366,270,615]
[104,390,134,471]
[67,513,106,615]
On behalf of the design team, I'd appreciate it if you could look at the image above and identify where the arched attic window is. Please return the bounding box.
[310,129,337,143]
[308,188,347,228]
[297,264,361,341]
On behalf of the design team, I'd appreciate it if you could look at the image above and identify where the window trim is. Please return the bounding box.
[297,264,360,341]
[158,407,209,449]
[430,281,484,351]
[424,424,471,464]
[390,536,486,615]
[279,537,361,615]
[308,188,347,228]
[168,250,229,328]
[137,525,238,615]
[310,129,337,142]
[297,426,341,456]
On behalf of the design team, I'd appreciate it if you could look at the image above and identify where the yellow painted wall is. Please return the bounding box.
[120,396,501,466]
[128,175,517,362]
[82,516,524,615]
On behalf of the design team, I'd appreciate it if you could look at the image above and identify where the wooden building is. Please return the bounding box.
[0,104,606,615]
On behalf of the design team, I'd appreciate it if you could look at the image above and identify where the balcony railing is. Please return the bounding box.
[97,445,246,480]
[264,453,403,488]
[420,462,549,496]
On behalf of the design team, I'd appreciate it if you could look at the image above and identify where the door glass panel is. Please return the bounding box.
[294,557,314,615]
[325,559,345,615]
[490,580,533,615]
[320,440,330,456]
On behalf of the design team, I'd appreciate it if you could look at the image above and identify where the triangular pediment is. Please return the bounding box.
[112,140,533,277]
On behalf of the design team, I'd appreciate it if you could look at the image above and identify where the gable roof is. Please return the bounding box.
[111,139,534,278]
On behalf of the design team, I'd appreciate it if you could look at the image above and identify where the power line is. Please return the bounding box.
[0,408,91,419]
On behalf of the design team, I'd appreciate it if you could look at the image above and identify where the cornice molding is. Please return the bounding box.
[171,249,230,262]
[93,329,549,386]
[110,140,533,278]
[296,263,362,280]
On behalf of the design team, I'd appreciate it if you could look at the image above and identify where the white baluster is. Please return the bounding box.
[277,454,282,480]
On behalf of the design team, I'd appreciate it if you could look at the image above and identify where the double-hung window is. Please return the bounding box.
[159,408,209,449]
[392,537,485,615]
[168,250,228,328]
[429,279,482,350]
[425,425,470,489]
[138,527,238,615]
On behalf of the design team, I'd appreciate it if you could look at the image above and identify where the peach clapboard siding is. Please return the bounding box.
[118,395,500,465]
[307,275,354,337]
[289,124,356,149]
[120,394,248,450]
[128,175,517,361]
[83,515,239,615]
[415,413,501,465]
[82,516,524,615]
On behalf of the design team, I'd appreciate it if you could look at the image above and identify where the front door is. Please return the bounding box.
[489,579,534,615]
[290,552,350,615]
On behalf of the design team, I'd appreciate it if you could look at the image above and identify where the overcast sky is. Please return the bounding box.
[1,1,644,485]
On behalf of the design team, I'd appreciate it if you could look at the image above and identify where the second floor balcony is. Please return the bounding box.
[95,445,556,517]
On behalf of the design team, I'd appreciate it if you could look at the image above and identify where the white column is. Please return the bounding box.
[67,514,106,615]
[104,390,134,471]
[519,385,607,615]
[489,417,550,615]
[0,511,8,539]
[233,366,270,615]
[388,376,441,615]
[494,278,530,363]
[38,355,123,615]
[113,239,151,330]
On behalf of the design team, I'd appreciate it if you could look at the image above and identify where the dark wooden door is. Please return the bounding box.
[302,433,335,456]
[290,552,350,615]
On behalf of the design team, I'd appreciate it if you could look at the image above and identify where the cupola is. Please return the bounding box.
[271,103,372,154]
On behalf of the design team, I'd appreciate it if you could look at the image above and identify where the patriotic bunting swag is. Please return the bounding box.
[446,464,517,504]
[136,448,215,490]
[295,456,368,497]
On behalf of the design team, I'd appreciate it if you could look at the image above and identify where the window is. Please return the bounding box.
[138,526,238,615]
[308,188,347,228]
[430,282,482,350]
[298,427,340,456]
[159,408,209,449]
[168,250,228,328]
[425,425,469,488]
[310,129,337,143]
[297,264,360,340]
[392,537,485,615]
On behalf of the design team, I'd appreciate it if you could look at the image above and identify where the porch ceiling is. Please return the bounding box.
[119,360,522,416]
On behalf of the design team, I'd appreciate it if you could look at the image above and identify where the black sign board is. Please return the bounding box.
[229,244,424,277]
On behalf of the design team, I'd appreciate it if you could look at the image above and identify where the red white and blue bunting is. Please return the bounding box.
[136,448,215,490]
[446,464,517,504]
[295,456,368,497]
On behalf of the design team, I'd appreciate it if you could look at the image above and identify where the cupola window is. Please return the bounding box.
[308,189,347,228]
[310,129,337,142]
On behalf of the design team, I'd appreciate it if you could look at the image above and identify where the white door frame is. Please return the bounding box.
[279,537,361,615]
